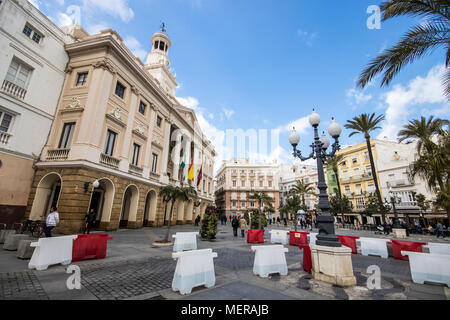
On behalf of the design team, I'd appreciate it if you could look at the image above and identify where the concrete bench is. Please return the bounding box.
[172,248,218,295]
[3,234,30,251]
[404,251,450,288]
[357,238,390,259]
[0,230,16,244]
[29,235,78,271]
[17,240,35,259]
[269,230,289,245]
[172,232,199,252]
[251,245,288,278]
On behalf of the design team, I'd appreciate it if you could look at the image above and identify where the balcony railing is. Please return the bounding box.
[47,149,70,161]
[0,131,12,146]
[396,201,418,209]
[100,153,120,169]
[1,80,27,100]
[129,164,143,176]
[387,180,414,188]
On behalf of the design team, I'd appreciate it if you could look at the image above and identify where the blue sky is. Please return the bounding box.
[32,0,449,171]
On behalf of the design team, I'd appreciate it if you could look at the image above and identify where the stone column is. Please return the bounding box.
[143,104,157,178]
[119,87,139,172]
[160,118,171,184]
[172,132,182,182]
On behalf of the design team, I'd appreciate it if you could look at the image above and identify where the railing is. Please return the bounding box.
[396,201,418,209]
[1,80,27,100]
[100,153,120,169]
[0,131,12,146]
[46,149,70,161]
[387,180,414,188]
[129,164,143,176]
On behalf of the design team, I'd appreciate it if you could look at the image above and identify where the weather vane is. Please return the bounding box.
[160,22,166,32]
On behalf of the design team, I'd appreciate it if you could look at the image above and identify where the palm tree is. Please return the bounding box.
[357,0,450,98]
[284,195,302,231]
[326,154,345,226]
[160,185,197,243]
[398,116,450,154]
[290,180,317,213]
[345,113,386,223]
[249,192,274,230]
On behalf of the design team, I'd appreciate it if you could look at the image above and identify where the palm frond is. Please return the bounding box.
[380,0,450,21]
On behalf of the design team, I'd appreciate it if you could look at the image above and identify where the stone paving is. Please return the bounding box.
[0,223,449,300]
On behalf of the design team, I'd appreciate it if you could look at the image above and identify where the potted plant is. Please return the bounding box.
[200,206,218,241]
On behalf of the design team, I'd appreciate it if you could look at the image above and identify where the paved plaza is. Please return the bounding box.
[0,224,449,300]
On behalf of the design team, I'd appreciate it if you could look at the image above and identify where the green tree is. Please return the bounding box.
[290,180,317,212]
[416,193,431,226]
[345,113,387,223]
[249,192,274,230]
[282,195,302,231]
[329,195,352,217]
[357,0,450,98]
[200,206,218,240]
[326,154,345,225]
[159,185,197,243]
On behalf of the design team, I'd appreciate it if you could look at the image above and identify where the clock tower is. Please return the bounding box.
[145,23,178,96]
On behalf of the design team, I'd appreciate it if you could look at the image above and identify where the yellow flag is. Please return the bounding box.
[188,161,194,181]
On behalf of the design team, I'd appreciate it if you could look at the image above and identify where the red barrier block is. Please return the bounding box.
[246,229,264,244]
[390,240,426,261]
[337,235,359,254]
[289,231,309,246]
[298,244,312,274]
[72,234,113,262]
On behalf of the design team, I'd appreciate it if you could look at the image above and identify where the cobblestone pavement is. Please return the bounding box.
[0,224,449,300]
[0,271,48,300]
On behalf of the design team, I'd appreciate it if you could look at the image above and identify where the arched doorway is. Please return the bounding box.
[29,173,62,221]
[143,190,157,226]
[120,185,139,228]
[184,199,194,223]
[89,178,115,229]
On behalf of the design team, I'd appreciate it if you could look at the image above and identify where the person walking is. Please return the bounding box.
[195,215,200,226]
[84,209,97,234]
[239,216,248,238]
[232,216,239,238]
[45,207,59,238]
[437,222,445,238]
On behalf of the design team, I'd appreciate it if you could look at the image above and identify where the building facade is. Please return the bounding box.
[24,26,215,234]
[0,0,76,226]
[215,159,280,220]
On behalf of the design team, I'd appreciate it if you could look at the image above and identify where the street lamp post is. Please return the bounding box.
[289,109,343,247]
[388,188,401,229]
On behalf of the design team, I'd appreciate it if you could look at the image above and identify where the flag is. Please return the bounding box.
[197,166,203,186]
[188,160,194,181]
[180,152,186,181]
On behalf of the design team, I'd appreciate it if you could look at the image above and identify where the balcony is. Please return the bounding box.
[387,179,414,188]
[46,149,70,161]
[0,131,12,146]
[396,201,418,209]
[100,153,120,169]
[129,164,143,176]
[231,170,238,176]
[1,80,27,100]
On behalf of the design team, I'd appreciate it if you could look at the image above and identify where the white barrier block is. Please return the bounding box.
[358,238,390,259]
[269,230,289,245]
[251,245,289,278]
[309,233,318,245]
[172,232,199,252]
[423,243,450,255]
[172,248,218,295]
[404,251,450,288]
[28,235,78,271]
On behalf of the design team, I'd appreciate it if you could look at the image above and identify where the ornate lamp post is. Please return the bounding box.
[289,109,343,247]
[387,188,401,229]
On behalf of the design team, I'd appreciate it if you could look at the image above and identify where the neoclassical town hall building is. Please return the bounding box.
[21,22,215,234]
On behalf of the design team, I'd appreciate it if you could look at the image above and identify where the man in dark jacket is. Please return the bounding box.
[231,217,239,237]
[84,209,97,234]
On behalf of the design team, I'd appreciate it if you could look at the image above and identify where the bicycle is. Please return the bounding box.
[21,219,45,238]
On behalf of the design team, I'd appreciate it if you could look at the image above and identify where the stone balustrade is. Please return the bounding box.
[47,149,70,161]
[1,80,27,100]
[100,153,120,169]
[0,131,12,146]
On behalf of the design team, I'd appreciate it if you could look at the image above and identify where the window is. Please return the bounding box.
[232,180,236,187]
[154,41,159,50]
[131,143,140,166]
[138,101,146,115]
[241,180,245,187]
[0,111,13,133]
[151,153,158,173]
[104,130,117,156]
[5,59,32,89]
[115,81,125,99]
[366,166,372,177]
[76,72,88,86]
[250,202,255,207]
[268,181,272,187]
[352,156,358,164]
[58,122,75,149]
[232,201,236,208]
[159,41,165,51]
[259,181,263,187]
[156,116,162,127]
[345,186,351,196]
[250,181,254,188]
[354,168,360,179]
[23,24,43,44]
[364,151,369,160]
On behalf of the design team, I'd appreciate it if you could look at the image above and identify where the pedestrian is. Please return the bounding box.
[276,216,281,227]
[437,222,445,238]
[232,216,239,237]
[195,215,200,226]
[45,206,59,238]
[283,217,287,227]
[84,209,97,234]
[239,216,248,238]
[224,215,227,226]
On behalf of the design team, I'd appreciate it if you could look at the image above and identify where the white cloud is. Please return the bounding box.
[377,64,449,140]
[56,0,65,5]
[346,88,372,109]
[124,36,147,61]
[86,22,109,35]
[297,29,317,47]
[222,107,235,119]
[55,12,73,27]
[278,116,310,135]
[81,0,134,23]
